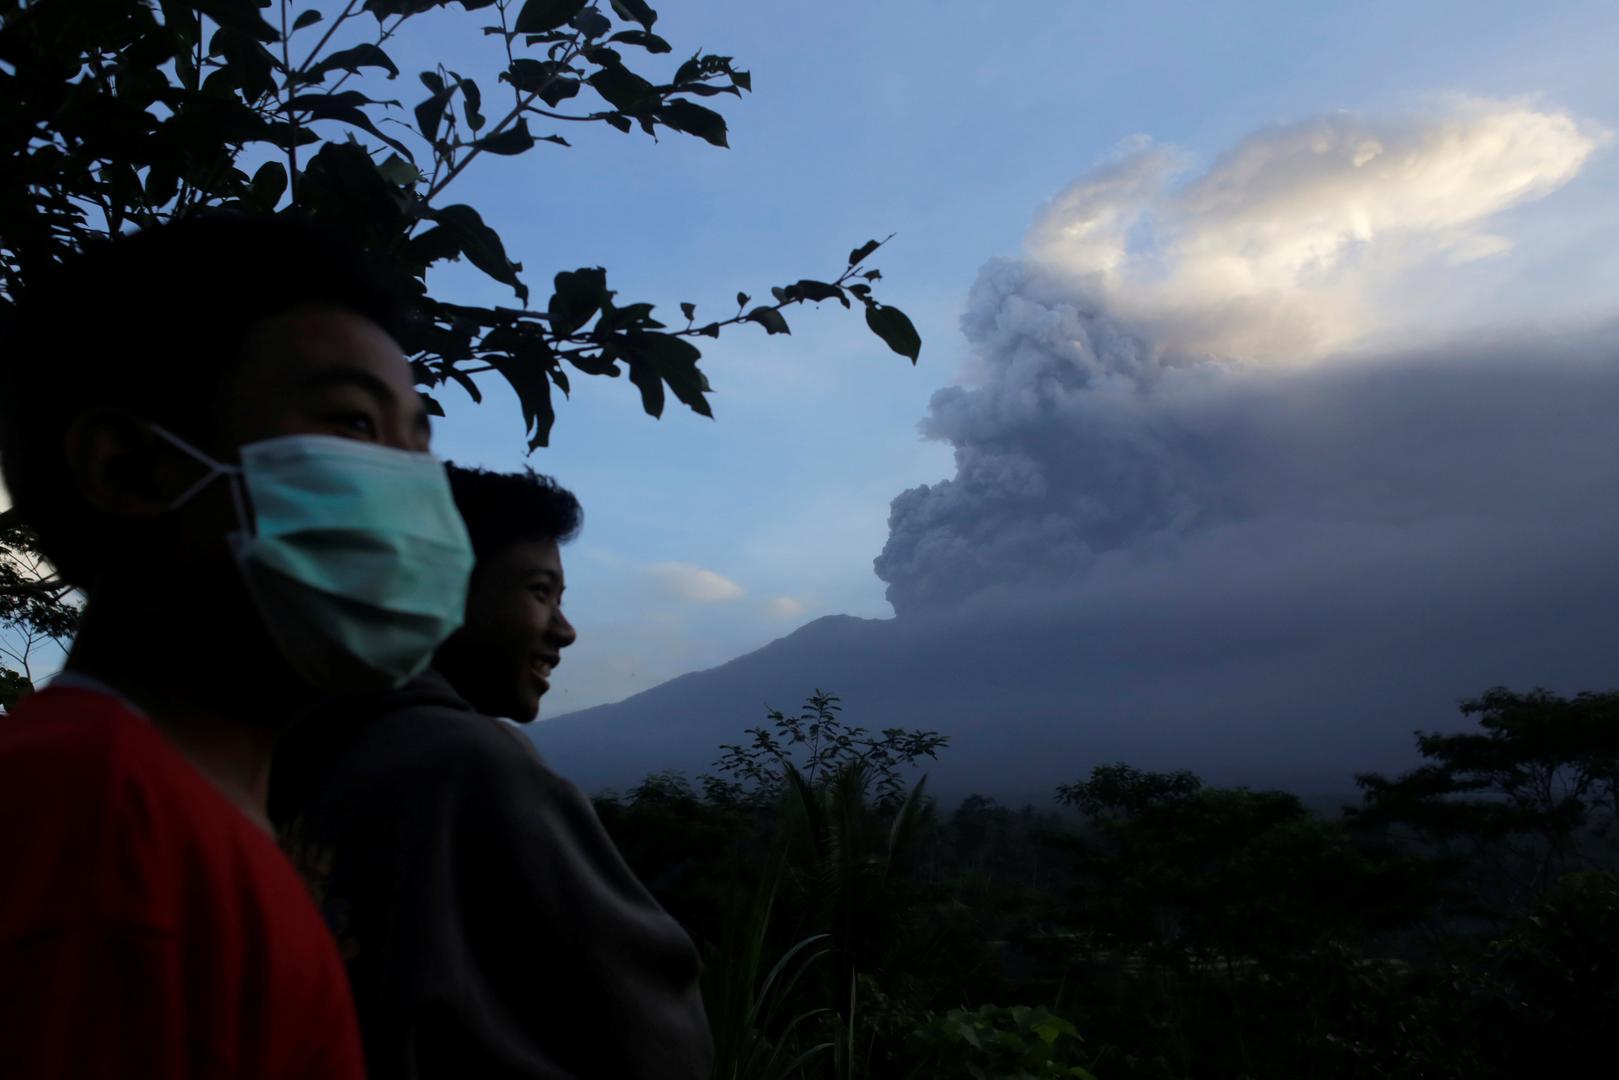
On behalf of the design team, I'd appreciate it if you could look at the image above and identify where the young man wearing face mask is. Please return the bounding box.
[0,217,475,1078]
[270,466,712,1080]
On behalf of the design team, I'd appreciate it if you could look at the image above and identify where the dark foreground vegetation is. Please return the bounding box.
[591,688,1619,1079]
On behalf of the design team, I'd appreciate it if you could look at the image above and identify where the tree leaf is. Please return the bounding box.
[610,334,707,419]
[488,353,557,448]
[474,117,535,155]
[415,85,453,140]
[505,59,582,105]
[505,58,558,91]
[249,160,287,209]
[564,352,620,377]
[609,30,671,53]
[513,0,587,33]
[665,81,741,99]
[211,27,279,101]
[673,54,704,85]
[425,204,528,300]
[186,0,278,42]
[849,238,882,266]
[376,152,421,186]
[656,99,727,147]
[864,304,921,362]
[570,8,611,37]
[787,279,845,305]
[636,331,712,418]
[444,365,483,404]
[293,9,324,30]
[609,0,658,30]
[747,307,791,335]
[461,76,484,131]
[145,165,180,206]
[588,63,657,114]
[680,301,696,322]
[549,267,609,335]
[297,142,410,240]
[284,91,414,160]
[307,43,400,81]
[624,351,666,418]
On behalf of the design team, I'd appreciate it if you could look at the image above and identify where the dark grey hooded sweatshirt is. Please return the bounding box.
[269,672,712,1080]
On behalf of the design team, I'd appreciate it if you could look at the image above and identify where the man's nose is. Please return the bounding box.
[550,610,577,647]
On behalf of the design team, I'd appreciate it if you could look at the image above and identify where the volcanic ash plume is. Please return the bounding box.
[876,101,1616,620]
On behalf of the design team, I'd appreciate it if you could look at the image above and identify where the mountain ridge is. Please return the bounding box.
[521,598,1600,805]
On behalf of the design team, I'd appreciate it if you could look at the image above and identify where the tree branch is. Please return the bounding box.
[280,0,299,204]
[497,0,521,113]
[421,35,585,203]
[523,106,613,123]
[295,0,361,75]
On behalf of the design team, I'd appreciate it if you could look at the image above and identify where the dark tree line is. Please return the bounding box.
[595,687,1619,1079]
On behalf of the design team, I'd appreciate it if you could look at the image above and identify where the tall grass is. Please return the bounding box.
[705,800,833,1079]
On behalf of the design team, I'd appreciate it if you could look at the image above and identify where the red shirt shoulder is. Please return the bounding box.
[0,688,364,1080]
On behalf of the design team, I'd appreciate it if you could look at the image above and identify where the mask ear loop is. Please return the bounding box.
[146,425,247,525]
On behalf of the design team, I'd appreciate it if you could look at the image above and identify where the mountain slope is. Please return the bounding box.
[527,579,1618,803]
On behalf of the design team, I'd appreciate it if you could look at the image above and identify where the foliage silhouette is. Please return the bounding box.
[0,0,922,684]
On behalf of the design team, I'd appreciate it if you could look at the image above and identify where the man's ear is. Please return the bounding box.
[61,409,187,519]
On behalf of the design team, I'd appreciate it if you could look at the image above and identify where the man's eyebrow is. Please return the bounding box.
[301,366,397,403]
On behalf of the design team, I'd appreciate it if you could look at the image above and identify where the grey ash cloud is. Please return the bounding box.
[876,257,1619,623]
[878,101,1615,626]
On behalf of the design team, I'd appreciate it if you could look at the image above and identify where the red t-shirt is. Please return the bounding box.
[0,687,365,1079]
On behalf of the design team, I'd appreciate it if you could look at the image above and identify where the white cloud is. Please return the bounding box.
[648,562,744,603]
[1027,99,1603,360]
[764,595,807,618]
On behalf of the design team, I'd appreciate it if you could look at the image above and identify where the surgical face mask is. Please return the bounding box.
[154,428,475,695]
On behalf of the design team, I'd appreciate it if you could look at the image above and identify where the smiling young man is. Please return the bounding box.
[270,466,712,1080]
[430,468,579,722]
[0,217,475,1077]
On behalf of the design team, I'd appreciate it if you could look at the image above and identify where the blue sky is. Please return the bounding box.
[396,0,1619,712]
[8,1,1614,710]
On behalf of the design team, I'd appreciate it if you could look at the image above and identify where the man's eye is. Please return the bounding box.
[330,412,378,437]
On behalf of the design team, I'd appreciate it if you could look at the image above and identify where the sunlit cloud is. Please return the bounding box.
[1027,98,1604,359]
[764,595,807,618]
[648,562,745,603]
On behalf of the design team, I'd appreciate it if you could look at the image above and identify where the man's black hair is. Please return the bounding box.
[0,215,407,586]
[446,465,583,564]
